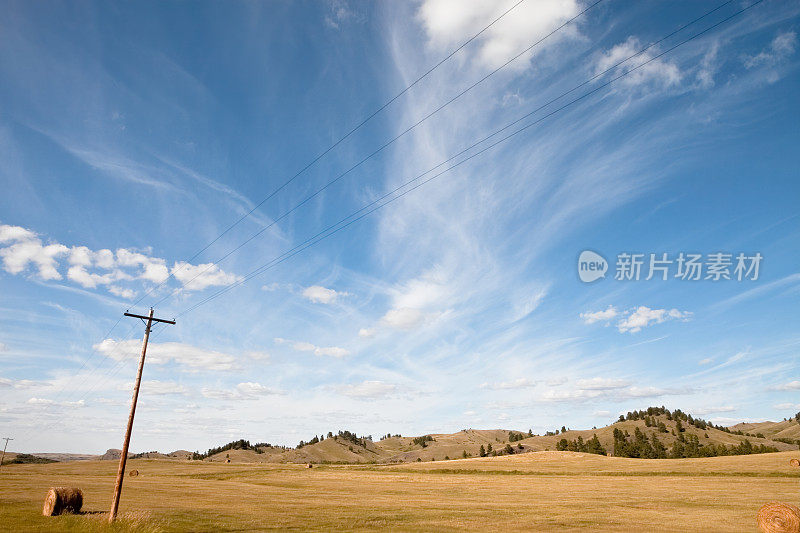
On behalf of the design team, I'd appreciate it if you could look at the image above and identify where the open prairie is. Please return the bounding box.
[1,451,798,532]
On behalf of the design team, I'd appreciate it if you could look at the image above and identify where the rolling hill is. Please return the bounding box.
[199,408,800,464]
[8,408,798,466]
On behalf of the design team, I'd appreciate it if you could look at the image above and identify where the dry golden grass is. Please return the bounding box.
[0,451,798,531]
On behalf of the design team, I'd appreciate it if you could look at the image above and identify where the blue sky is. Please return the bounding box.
[0,0,798,454]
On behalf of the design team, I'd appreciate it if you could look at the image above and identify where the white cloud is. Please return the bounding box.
[777,380,800,391]
[775,403,800,410]
[369,272,452,333]
[381,307,425,330]
[338,380,398,399]
[541,386,681,402]
[743,31,797,69]
[358,328,375,338]
[580,305,691,333]
[66,265,118,288]
[0,225,36,242]
[116,249,169,283]
[576,377,630,390]
[324,0,363,30]
[481,378,535,390]
[0,343,6,352]
[616,306,691,333]
[244,351,270,361]
[236,382,281,397]
[580,305,618,324]
[274,337,350,358]
[171,261,241,291]
[302,285,346,304]
[94,339,237,372]
[201,381,282,401]
[27,398,85,408]
[699,357,713,365]
[595,37,681,89]
[200,388,237,401]
[418,0,581,70]
[539,377,690,403]
[108,285,136,299]
[0,223,239,295]
[696,42,719,89]
[688,406,735,416]
[316,346,350,358]
[119,380,187,396]
[0,376,44,389]
[0,230,68,280]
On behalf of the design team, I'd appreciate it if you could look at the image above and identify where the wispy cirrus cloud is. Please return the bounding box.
[274,337,350,358]
[594,37,682,89]
[337,380,398,399]
[742,30,796,69]
[480,378,536,390]
[201,382,283,401]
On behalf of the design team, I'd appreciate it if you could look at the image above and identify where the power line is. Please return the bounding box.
[17,0,531,446]
[175,0,756,318]
[109,309,175,523]
[131,0,530,308]
[16,0,762,448]
[13,321,143,445]
[15,321,169,447]
[148,0,607,309]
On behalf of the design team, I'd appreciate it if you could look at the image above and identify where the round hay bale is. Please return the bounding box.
[306,463,313,468]
[789,458,800,468]
[129,469,139,477]
[42,487,83,516]
[758,502,800,533]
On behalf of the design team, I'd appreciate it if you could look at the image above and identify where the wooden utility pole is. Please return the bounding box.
[109,309,175,523]
[0,437,13,472]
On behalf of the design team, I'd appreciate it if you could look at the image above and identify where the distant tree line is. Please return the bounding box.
[2,453,57,465]
[773,437,800,448]
[192,439,279,460]
[617,407,729,433]
[556,434,606,455]
[508,430,533,442]
[611,426,778,458]
[131,450,159,459]
[297,430,373,449]
[412,435,435,447]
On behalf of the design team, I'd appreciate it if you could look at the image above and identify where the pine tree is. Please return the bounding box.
[586,434,606,455]
[479,445,486,457]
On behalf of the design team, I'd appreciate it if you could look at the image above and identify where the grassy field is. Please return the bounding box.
[1,451,798,532]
